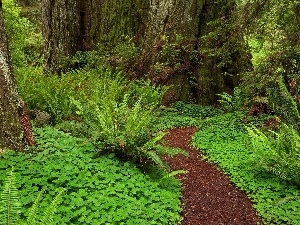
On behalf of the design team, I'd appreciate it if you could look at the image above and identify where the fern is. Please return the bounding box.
[0,170,64,225]
[0,169,21,225]
[39,188,65,225]
[26,191,43,225]
[161,170,188,180]
[247,124,300,186]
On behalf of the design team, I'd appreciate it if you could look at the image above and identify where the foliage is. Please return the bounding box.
[16,66,84,123]
[16,62,177,169]
[0,127,182,224]
[2,0,30,66]
[247,124,300,187]
[16,65,166,125]
[0,170,67,225]
[239,0,300,128]
[146,34,199,84]
[266,75,300,127]
[0,170,20,225]
[112,35,139,70]
[71,87,184,170]
[2,0,42,67]
[192,118,300,224]
[154,101,222,131]
[216,87,248,112]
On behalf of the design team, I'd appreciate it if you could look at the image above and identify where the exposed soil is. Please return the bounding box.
[163,127,261,225]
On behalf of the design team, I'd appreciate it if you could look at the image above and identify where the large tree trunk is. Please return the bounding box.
[42,0,251,104]
[135,0,250,105]
[42,0,146,73]
[0,2,34,151]
[42,0,81,73]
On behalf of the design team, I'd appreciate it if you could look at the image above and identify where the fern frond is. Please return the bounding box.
[276,196,297,206]
[40,188,65,225]
[27,190,44,225]
[145,150,169,171]
[0,170,21,225]
[143,132,167,149]
[161,170,188,180]
[154,145,188,157]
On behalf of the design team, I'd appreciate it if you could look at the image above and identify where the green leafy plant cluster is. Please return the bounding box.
[16,66,89,123]
[16,65,165,125]
[3,0,43,67]
[247,124,300,187]
[192,117,300,224]
[154,101,222,131]
[0,170,64,225]
[0,127,182,224]
[2,0,32,67]
[240,0,300,128]
[217,87,248,112]
[71,80,183,169]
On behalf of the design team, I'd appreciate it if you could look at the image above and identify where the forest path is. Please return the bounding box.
[163,127,261,225]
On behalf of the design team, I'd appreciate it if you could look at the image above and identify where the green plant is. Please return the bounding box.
[154,101,222,131]
[0,127,182,224]
[0,170,20,225]
[192,118,300,224]
[0,170,64,225]
[217,87,248,112]
[72,91,184,169]
[247,123,300,186]
[24,189,65,225]
[3,0,42,67]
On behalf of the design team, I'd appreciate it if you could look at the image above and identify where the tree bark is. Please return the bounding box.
[41,0,251,104]
[42,0,81,73]
[42,0,147,73]
[0,2,31,151]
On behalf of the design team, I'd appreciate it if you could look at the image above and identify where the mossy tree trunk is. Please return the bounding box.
[135,0,250,105]
[136,0,204,104]
[42,0,81,73]
[42,0,147,73]
[42,0,251,104]
[0,2,32,151]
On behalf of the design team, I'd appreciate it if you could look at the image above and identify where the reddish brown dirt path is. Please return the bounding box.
[163,127,261,225]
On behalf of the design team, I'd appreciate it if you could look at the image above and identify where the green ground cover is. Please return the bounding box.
[0,127,182,224]
[192,113,300,224]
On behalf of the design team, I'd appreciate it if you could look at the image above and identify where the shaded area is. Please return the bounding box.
[163,127,260,225]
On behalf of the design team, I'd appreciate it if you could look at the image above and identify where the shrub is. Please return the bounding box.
[247,123,300,186]
[217,87,248,112]
[16,66,90,123]
[16,65,166,126]
[71,91,185,169]
[2,0,32,67]
[3,0,42,67]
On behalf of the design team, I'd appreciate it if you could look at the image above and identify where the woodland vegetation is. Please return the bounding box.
[0,0,299,224]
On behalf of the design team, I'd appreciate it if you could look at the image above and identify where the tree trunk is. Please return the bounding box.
[0,2,33,151]
[42,0,81,73]
[41,0,251,104]
[42,0,147,73]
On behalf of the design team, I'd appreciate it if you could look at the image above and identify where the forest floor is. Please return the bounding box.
[163,127,261,225]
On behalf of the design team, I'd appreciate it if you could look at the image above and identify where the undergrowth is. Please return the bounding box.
[247,124,300,187]
[154,101,222,131]
[0,127,182,224]
[192,114,300,224]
